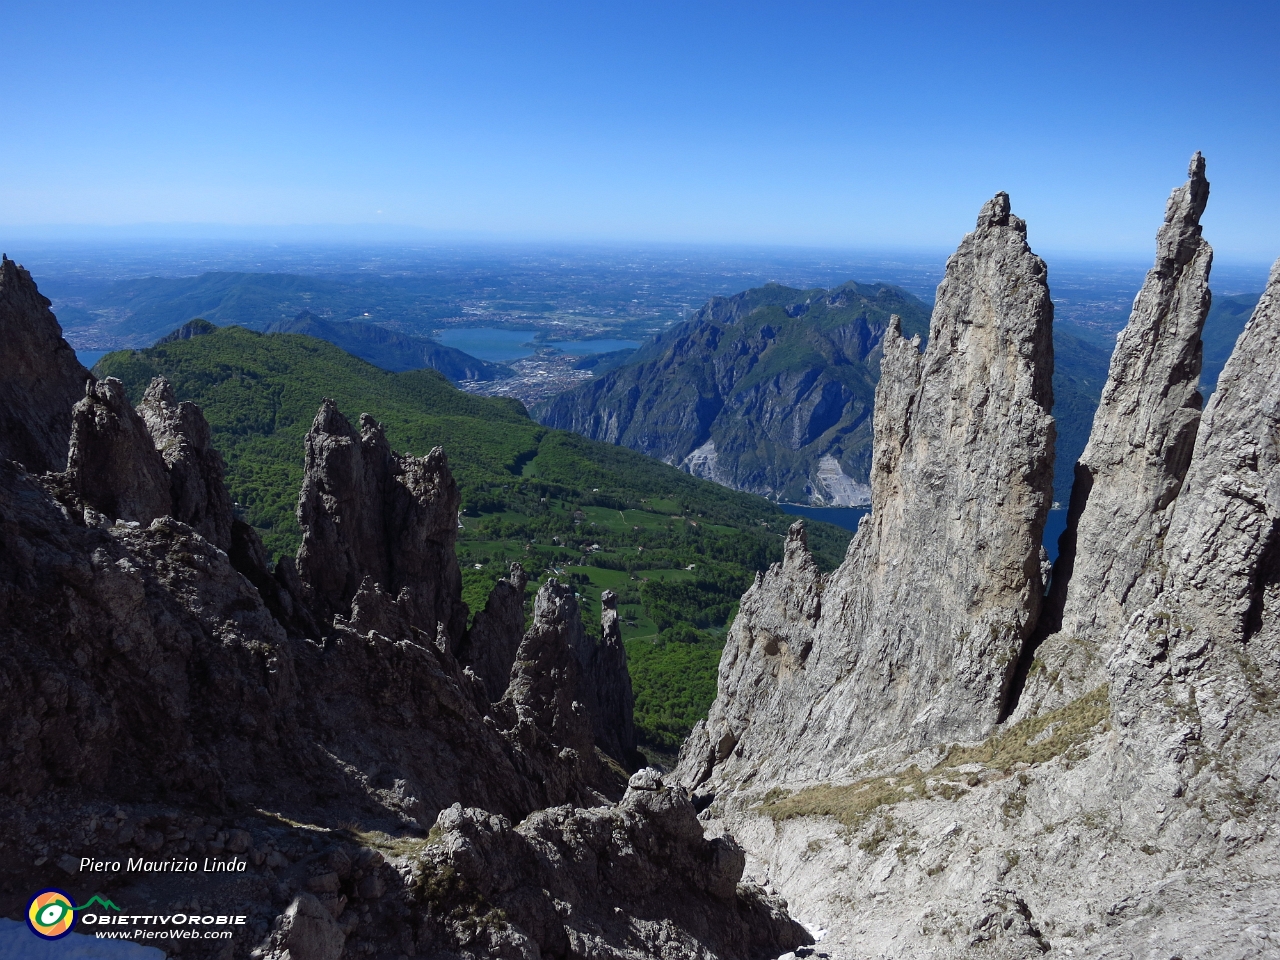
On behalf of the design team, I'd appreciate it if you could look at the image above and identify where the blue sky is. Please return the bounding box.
[2,1,1277,258]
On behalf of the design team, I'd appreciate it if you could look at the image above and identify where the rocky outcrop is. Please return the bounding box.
[414,770,810,959]
[674,158,1280,958]
[0,270,803,960]
[680,192,1056,788]
[537,281,932,505]
[1111,256,1280,756]
[295,400,466,644]
[569,588,638,767]
[457,561,529,703]
[65,376,174,525]
[491,579,618,805]
[0,254,91,472]
[137,375,236,549]
[1018,153,1215,717]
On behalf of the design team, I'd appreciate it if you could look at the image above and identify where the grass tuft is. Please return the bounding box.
[760,686,1110,827]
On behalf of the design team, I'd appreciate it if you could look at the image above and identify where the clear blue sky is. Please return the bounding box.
[2,1,1277,258]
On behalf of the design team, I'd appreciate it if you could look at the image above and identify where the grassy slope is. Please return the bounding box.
[96,327,852,758]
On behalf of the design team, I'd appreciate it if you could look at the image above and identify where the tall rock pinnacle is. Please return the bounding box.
[0,255,92,472]
[679,193,1056,788]
[66,377,173,524]
[1113,257,1280,744]
[295,400,466,644]
[569,589,638,767]
[1017,153,1213,717]
[138,376,236,550]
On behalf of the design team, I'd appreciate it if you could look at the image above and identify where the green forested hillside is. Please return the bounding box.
[265,311,510,381]
[96,327,852,760]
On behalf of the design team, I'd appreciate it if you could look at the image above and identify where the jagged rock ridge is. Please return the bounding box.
[1017,152,1215,717]
[679,191,1056,788]
[677,156,1280,958]
[0,264,802,959]
[0,255,92,472]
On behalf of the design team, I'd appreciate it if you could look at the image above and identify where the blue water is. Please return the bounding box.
[436,328,643,362]
[76,349,108,369]
[546,338,641,354]
[782,506,1071,563]
[780,504,869,532]
[435,328,538,362]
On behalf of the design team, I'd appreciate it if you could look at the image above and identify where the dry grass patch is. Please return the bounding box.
[760,686,1110,827]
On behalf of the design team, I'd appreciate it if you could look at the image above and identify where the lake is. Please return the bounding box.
[76,349,109,369]
[436,327,640,362]
[546,339,640,355]
[781,505,1071,563]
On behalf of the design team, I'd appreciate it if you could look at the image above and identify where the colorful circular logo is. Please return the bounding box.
[27,889,77,940]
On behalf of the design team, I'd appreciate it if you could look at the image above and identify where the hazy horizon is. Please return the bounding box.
[3,2,1277,259]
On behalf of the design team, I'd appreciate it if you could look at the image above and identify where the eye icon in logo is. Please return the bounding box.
[27,889,77,940]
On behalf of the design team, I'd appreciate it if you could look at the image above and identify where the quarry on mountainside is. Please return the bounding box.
[0,253,809,959]
[678,155,1280,958]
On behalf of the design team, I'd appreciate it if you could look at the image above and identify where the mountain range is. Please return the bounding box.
[538,280,1125,506]
[266,310,510,380]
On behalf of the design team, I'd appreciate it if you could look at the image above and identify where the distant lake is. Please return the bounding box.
[546,338,640,355]
[436,328,641,362]
[76,349,109,369]
[436,328,538,361]
[782,505,1071,563]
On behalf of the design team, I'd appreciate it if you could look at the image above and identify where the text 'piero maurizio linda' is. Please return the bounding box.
[79,857,248,873]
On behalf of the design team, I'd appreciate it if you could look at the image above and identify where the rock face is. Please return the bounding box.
[537,281,932,505]
[1019,153,1214,716]
[0,270,807,960]
[491,579,618,805]
[137,376,236,550]
[1111,256,1280,755]
[65,376,174,525]
[457,562,529,703]
[569,588,638,767]
[680,192,1056,788]
[0,255,91,472]
[676,158,1280,958]
[415,771,810,960]
[295,399,466,644]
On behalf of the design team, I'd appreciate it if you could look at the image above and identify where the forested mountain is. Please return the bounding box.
[537,280,1120,506]
[537,282,933,506]
[267,309,509,380]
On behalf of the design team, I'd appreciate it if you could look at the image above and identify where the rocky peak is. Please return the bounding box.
[458,561,530,703]
[0,254,92,473]
[1113,257,1280,745]
[492,578,617,805]
[679,191,1056,788]
[1018,153,1214,717]
[65,376,173,524]
[570,588,638,767]
[294,399,465,644]
[137,375,236,550]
